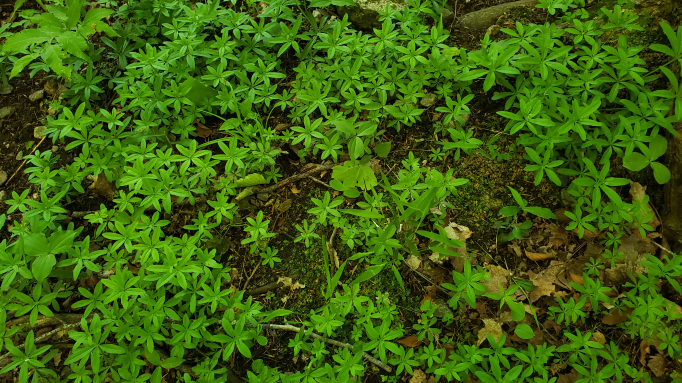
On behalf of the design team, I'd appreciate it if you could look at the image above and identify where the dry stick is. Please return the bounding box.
[260,324,392,373]
[259,163,337,195]
[241,261,261,292]
[0,321,85,364]
[308,176,331,188]
[247,273,300,296]
[4,313,84,330]
[5,136,47,185]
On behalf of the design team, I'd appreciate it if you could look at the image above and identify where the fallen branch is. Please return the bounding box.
[247,273,300,296]
[0,320,85,364]
[4,313,85,330]
[260,323,392,373]
[259,163,337,195]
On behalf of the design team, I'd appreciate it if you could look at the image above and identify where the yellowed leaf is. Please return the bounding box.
[397,336,423,348]
[525,250,555,261]
[483,264,510,294]
[477,318,504,346]
[410,370,427,383]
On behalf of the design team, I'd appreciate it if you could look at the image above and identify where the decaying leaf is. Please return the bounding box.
[525,250,555,261]
[648,354,667,377]
[278,277,292,287]
[276,199,292,213]
[483,264,510,294]
[545,223,569,249]
[590,331,606,345]
[602,308,634,325]
[409,369,427,383]
[444,222,473,272]
[397,336,423,348]
[89,174,115,200]
[569,272,583,285]
[629,181,660,229]
[195,122,212,138]
[528,260,566,302]
[406,255,421,270]
[640,340,650,367]
[477,318,504,346]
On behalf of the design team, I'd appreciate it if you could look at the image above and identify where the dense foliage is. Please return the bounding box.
[1,0,682,381]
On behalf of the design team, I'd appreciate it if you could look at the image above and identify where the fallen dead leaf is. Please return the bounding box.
[483,264,510,294]
[53,350,62,366]
[89,174,115,200]
[290,184,301,194]
[397,336,423,348]
[648,354,667,377]
[545,223,569,249]
[525,250,555,261]
[569,272,583,285]
[477,318,504,346]
[292,281,305,290]
[557,370,578,383]
[410,369,427,383]
[277,277,292,287]
[195,122,212,138]
[444,222,473,272]
[640,340,650,367]
[590,331,606,345]
[406,255,421,270]
[629,181,660,229]
[276,199,292,213]
[602,308,634,325]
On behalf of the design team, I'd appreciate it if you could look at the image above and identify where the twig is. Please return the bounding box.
[652,240,674,255]
[4,313,85,330]
[259,163,337,195]
[5,136,46,185]
[308,176,331,188]
[242,261,261,292]
[260,324,392,373]
[247,273,301,296]
[0,320,85,364]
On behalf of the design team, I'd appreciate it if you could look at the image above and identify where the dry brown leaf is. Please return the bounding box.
[590,331,606,345]
[477,318,504,346]
[53,350,63,366]
[195,122,212,138]
[275,123,289,131]
[525,250,555,261]
[277,277,292,287]
[557,370,578,383]
[629,181,660,229]
[276,199,292,213]
[529,278,555,303]
[290,184,301,194]
[292,281,305,290]
[406,255,421,270]
[569,273,583,285]
[545,223,569,249]
[483,264,510,294]
[640,340,650,367]
[410,369,427,383]
[89,174,115,200]
[444,222,473,272]
[648,354,667,377]
[528,260,565,302]
[397,336,423,348]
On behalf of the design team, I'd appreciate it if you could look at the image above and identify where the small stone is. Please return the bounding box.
[0,171,7,186]
[0,106,15,119]
[29,89,44,102]
[52,145,59,152]
[34,126,47,139]
[257,193,269,202]
[16,151,23,161]
[441,7,454,24]
[0,190,6,203]
[420,93,438,107]
[0,83,12,95]
[433,299,454,318]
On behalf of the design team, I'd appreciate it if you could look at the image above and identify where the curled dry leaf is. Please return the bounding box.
[397,335,423,348]
[89,174,116,200]
[525,250,555,261]
[483,264,510,294]
[409,369,427,383]
[477,318,504,346]
[569,272,583,285]
[528,260,566,302]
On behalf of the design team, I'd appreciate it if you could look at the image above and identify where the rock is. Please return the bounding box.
[34,126,47,139]
[0,190,6,203]
[663,121,682,253]
[29,90,44,102]
[433,299,453,318]
[338,0,406,30]
[440,6,454,24]
[0,83,12,95]
[420,93,438,107]
[16,151,23,161]
[0,171,7,186]
[52,145,59,152]
[0,106,15,119]
[458,0,538,30]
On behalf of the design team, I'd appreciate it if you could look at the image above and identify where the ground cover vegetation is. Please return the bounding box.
[0,0,682,381]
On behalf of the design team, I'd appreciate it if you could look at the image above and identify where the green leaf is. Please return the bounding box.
[24,234,48,257]
[343,188,361,198]
[10,53,41,79]
[622,152,649,172]
[235,174,267,187]
[180,77,218,107]
[650,162,671,184]
[65,0,82,30]
[509,301,525,321]
[56,32,90,63]
[48,230,76,254]
[2,29,52,52]
[524,207,557,220]
[649,135,667,161]
[339,209,384,219]
[499,206,521,217]
[350,264,384,286]
[41,44,70,79]
[332,161,378,190]
[514,323,534,339]
[374,142,391,157]
[33,254,56,282]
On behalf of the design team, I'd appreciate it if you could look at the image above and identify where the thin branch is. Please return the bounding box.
[308,176,331,188]
[241,261,261,292]
[260,324,392,373]
[0,321,85,364]
[259,163,337,195]
[5,136,46,185]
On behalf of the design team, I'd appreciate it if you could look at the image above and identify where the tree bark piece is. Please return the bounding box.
[663,122,682,253]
